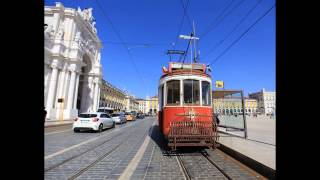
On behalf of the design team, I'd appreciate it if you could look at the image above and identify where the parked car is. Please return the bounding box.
[137,113,145,119]
[125,112,136,121]
[73,112,115,133]
[131,111,137,118]
[111,112,127,124]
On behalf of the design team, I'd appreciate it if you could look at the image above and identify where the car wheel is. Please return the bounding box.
[112,122,115,128]
[98,124,103,133]
[74,129,79,133]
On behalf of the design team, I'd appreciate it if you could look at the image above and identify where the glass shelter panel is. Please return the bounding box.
[213,90,247,138]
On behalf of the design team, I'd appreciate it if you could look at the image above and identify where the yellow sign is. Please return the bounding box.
[216,81,224,88]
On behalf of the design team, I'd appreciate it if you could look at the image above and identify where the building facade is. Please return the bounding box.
[124,94,139,112]
[136,99,147,113]
[213,97,258,115]
[45,3,102,120]
[99,80,126,111]
[146,95,158,115]
[249,89,276,115]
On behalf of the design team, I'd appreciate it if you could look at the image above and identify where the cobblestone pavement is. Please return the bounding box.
[45,120,142,156]
[45,124,73,134]
[204,149,263,180]
[45,118,153,179]
[131,125,185,180]
[45,117,265,180]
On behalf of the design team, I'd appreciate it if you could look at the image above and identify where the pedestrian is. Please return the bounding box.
[44,107,47,123]
[215,114,220,125]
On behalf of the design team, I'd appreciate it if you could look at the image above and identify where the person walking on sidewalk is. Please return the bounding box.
[44,107,47,123]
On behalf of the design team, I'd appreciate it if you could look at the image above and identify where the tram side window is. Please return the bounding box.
[166,80,180,105]
[159,85,164,108]
[202,81,211,106]
[183,79,200,105]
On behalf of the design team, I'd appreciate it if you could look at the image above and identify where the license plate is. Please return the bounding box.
[81,120,90,123]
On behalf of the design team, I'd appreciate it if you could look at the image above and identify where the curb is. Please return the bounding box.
[216,142,276,180]
[45,121,73,128]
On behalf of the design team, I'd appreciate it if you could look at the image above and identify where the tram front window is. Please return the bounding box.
[183,79,200,105]
[166,80,180,105]
[202,81,211,106]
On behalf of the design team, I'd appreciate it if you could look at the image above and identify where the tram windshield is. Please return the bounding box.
[166,80,180,105]
[183,79,200,105]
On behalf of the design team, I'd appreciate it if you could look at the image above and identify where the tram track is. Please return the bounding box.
[45,131,124,172]
[175,149,233,180]
[45,120,147,173]
[176,153,191,180]
[200,151,232,180]
[67,122,153,180]
[67,140,124,180]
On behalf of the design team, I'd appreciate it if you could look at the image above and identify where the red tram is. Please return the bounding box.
[158,62,218,150]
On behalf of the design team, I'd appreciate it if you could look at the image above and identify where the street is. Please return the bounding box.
[45,117,264,180]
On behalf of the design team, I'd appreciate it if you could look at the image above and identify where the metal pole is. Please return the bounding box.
[241,91,247,139]
[193,20,197,63]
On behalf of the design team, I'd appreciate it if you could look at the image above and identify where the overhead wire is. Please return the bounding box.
[94,0,146,88]
[199,0,246,39]
[172,0,190,51]
[44,38,170,46]
[201,0,264,60]
[180,0,193,31]
[209,3,275,65]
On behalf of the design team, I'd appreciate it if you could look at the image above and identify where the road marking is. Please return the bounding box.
[118,122,155,180]
[45,129,71,135]
[45,119,145,160]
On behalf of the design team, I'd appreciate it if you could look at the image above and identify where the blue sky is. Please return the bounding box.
[45,0,275,98]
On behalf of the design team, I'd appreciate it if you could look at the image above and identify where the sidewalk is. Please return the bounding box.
[218,132,275,170]
[216,116,275,179]
[45,119,74,128]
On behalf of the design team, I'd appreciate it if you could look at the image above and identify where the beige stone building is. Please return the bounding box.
[249,88,276,115]
[99,79,126,111]
[124,94,139,112]
[213,97,258,115]
[136,98,147,113]
[146,95,158,115]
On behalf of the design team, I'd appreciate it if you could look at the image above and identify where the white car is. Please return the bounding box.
[111,112,127,124]
[73,112,115,133]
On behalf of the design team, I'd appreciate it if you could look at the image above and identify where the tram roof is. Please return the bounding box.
[161,62,210,78]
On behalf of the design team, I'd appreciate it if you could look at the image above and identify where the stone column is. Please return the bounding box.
[73,72,80,109]
[67,66,77,110]
[96,86,100,110]
[44,64,51,105]
[56,64,67,102]
[46,61,59,112]
[89,77,95,111]
[93,78,99,111]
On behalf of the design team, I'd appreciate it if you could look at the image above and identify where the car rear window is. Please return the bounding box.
[79,114,97,118]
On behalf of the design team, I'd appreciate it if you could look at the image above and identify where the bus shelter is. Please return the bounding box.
[212,90,247,138]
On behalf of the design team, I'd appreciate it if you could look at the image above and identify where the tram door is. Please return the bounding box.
[158,85,164,131]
